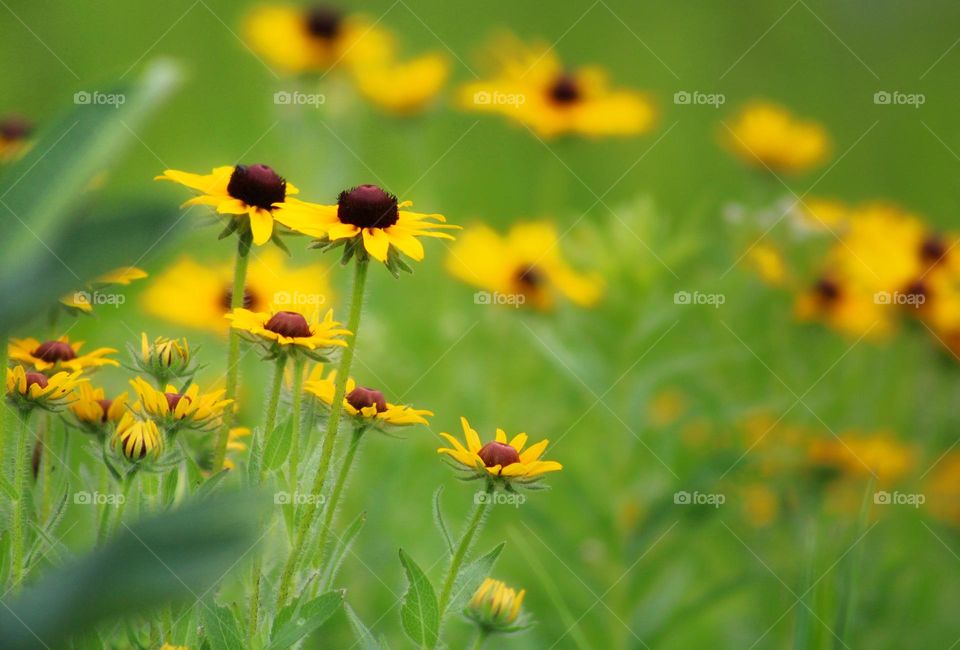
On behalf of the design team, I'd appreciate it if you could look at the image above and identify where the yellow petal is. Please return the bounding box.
[248,209,274,245]
[362,228,390,262]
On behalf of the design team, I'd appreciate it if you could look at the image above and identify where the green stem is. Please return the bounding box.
[248,354,288,645]
[316,426,364,590]
[108,475,134,537]
[0,332,8,466]
[288,357,306,490]
[470,629,490,650]
[212,232,252,471]
[276,257,369,607]
[437,484,493,617]
[9,409,31,591]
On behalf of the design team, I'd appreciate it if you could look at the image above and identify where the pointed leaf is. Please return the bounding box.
[398,549,439,648]
[266,590,343,650]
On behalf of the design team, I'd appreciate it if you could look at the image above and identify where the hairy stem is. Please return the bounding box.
[9,410,31,591]
[316,426,364,590]
[437,483,493,616]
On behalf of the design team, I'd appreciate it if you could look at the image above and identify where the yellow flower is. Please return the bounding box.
[304,365,432,428]
[113,411,163,462]
[353,51,449,115]
[794,276,892,338]
[925,452,960,526]
[159,645,189,650]
[466,578,527,631]
[59,266,148,314]
[274,184,458,266]
[69,384,129,434]
[9,336,118,373]
[746,243,787,286]
[156,164,299,246]
[244,4,392,74]
[133,333,197,385]
[223,427,251,470]
[459,36,655,139]
[807,432,914,486]
[0,115,32,162]
[797,199,849,232]
[6,365,85,413]
[226,307,349,360]
[141,250,334,335]
[725,102,830,174]
[437,417,562,483]
[446,221,603,310]
[130,376,232,432]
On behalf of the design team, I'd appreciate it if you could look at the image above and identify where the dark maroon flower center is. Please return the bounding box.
[33,340,77,363]
[305,6,342,39]
[814,278,840,303]
[222,286,256,310]
[165,392,190,413]
[920,236,947,264]
[548,74,582,105]
[346,386,387,413]
[25,372,48,390]
[905,281,928,302]
[264,311,312,338]
[0,116,31,141]
[337,184,400,229]
[227,164,286,211]
[515,265,543,289]
[478,441,520,468]
[97,399,113,421]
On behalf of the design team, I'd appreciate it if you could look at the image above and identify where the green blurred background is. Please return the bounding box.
[3,0,960,647]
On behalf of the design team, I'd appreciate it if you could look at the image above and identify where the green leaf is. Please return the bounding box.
[262,415,293,472]
[0,490,269,650]
[446,542,505,615]
[397,548,439,648]
[432,487,455,556]
[266,590,343,650]
[0,60,183,326]
[344,602,388,650]
[202,604,244,650]
[319,511,366,588]
[196,468,231,500]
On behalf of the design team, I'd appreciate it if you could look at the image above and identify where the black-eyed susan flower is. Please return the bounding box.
[304,364,432,429]
[794,276,889,338]
[437,417,562,485]
[244,4,392,74]
[465,577,529,634]
[226,307,348,361]
[130,333,199,385]
[113,411,163,462]
[156,164,299,246]
[0,115,32,162]
[458,36,656,139]
[274,184,458,271]
[807,432,914,486]
[130,376,232,433]
[725,102,830,174]
[68,384,129,435]
[9,336,118,373]
[446,221,603,310]
[6,365,85,413]
[59,266,148,315]
[352,51,449,115]
[142,250,334,335]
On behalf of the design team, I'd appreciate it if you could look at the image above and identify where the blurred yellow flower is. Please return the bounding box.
[807,432,914,485]
[798,199,849,232]
[227,307,349,360]
[459,36,656,138]
[446,221,603,310]
[725,102,830,174]
[647,388,686,426]
[304,365,432,428]
[244,4,392,74]
[9,336,118,373]
[142,249,334,335]
[353,52,449,115]
[274,184,457,264]
[113,411,163,462]
[794,276,891,338]
[156,164,298,246]
[130,376,232,432]
[437,417,562,483]
[0,115,32,162]
[6,365,85,413]
[223,427,251,471]
[742,483,778,527]
[746,243,787,286]
[59,266,148,314]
